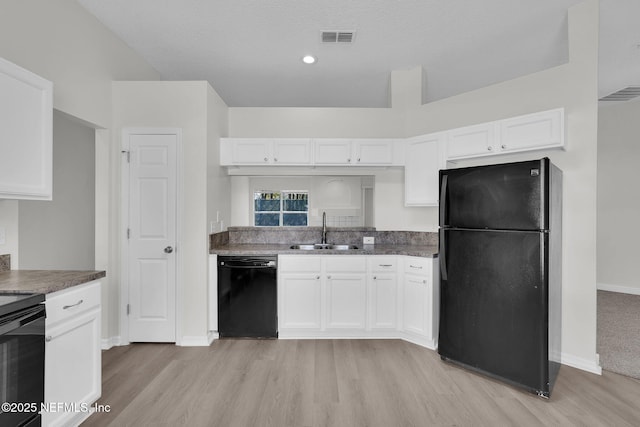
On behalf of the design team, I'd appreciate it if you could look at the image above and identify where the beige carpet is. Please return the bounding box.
[597,290,640,379]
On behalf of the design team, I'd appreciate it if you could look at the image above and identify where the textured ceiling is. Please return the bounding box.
[76,0,639,107]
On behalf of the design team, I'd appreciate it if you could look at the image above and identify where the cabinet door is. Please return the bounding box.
[326,273,367,329]
[230,139,272,164]
[446,122,497,160]
[370,274,397,329]
[402,273,429,336]
[279,273,322,329]
[499,108,564,153]
[405,134,445,206]
[272,139,312,164]
[0,57,53,200]
[353,139,394,165]
[314,139,353,164]
[44,307,101,427]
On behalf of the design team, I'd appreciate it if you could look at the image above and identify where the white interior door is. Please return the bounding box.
[126,133,177,342]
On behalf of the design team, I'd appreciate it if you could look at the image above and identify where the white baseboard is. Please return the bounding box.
[597,282,640,295]
[561,352,602,375]
[101,336,122,350]
[178,335,214,346]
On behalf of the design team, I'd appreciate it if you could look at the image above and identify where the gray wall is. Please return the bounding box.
[597,99,640,293]
[19,110,95,269]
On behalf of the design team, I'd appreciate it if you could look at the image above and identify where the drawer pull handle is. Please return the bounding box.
[409,265,423,269]
[63,299,84,310]
[379,264,393,267]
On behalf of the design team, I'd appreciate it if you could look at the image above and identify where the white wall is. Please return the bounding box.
[112,81,229,344]
[0,0,159,340]
[19,110,95,269]
[0,201,19,266]
[597,99,640,295]
[0,0,160,128]
[233,176,364,227]
[408,0,599,373]
[227,1,600,372]
[207,86,231,235]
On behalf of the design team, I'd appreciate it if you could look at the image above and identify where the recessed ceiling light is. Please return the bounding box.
[302,55,316,64]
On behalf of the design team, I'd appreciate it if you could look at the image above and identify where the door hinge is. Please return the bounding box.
[127,228,130,239]
[121,150,130,163]
[126,304,130,315]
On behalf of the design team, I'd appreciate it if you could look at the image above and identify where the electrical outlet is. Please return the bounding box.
[363,236,374,245]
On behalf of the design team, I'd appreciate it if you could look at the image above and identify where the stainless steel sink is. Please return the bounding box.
[327,244,358,250]
[289,244,358,250]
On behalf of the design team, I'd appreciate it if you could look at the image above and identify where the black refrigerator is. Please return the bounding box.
[438,158,562,398]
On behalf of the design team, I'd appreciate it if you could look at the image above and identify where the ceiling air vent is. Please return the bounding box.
[599,86,640,102]
[321,31,355,43]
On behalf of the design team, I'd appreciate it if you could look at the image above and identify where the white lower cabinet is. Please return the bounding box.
[401,257,439,348]
[368,256,398,330]
[278,256,322,331]
[325,256,367,329]
[44,280,101,427]
[278,254,438,349]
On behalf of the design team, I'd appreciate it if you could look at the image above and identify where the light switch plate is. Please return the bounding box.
[363,236,374,245]
[0,227,5,245]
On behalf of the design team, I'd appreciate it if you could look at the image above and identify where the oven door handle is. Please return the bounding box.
[0,305,45,335]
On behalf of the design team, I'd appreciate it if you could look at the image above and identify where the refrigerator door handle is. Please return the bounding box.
[439,174,448,226]
[439,230,448,281]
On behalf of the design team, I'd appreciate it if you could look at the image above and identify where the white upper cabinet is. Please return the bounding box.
[272,139,312,164]
[220,138,311,165]
[0,57,53,200]
[314,138,396,165]
[445,108,565,161]
[222,138,397,167]
[404,133,446,206]
[446,122,498,160]
[498,108,564,153]
[314,139,352,165]
[353,139,394,165]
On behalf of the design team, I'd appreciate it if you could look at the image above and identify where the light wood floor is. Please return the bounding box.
[82,339,640,427]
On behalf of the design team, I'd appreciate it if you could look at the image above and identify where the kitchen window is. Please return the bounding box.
[254,191,308,226]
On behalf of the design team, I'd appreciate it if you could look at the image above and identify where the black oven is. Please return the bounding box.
[0,293,45,427]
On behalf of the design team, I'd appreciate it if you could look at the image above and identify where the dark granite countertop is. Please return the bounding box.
[210,244,438,258]
[0,270,106,295]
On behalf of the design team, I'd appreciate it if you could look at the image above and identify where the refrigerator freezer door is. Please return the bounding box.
[440,159,548,231]
[439,228,549,394]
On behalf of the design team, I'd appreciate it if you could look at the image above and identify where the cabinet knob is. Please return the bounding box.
[487,146,493,151]
[274,158,278,162]
[373,276,377,280]
[264,157,268,162]
[357,158,361,162]
[501,144,506,149]
[45,335,52,342]
[316,276,320,280]
[327,275,332,279]
[347,158,351,163]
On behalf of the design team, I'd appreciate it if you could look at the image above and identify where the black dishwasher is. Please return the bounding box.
[217,256,278,338]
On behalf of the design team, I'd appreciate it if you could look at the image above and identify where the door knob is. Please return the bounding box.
[164,246,174,254]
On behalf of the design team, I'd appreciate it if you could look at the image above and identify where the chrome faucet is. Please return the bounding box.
[321,211,328,244]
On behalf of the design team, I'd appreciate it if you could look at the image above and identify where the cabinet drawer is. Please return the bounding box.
[325,256,366,272]
[46,280,101,326]
[369,256,398,272]
[404,257,430,275]
[278,255,322,272]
